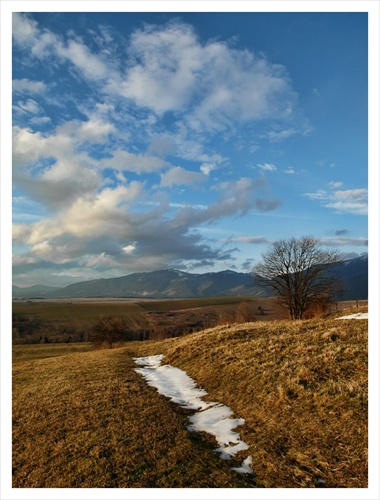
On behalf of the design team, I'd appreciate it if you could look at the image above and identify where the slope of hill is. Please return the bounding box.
[12,313,368,488]
[12,255,368,300]
[127,315,368,488]
[332,255,368,300]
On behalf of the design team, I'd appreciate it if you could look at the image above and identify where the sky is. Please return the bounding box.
[10,9,371,287]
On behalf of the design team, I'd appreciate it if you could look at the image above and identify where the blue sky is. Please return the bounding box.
[11,9,370,287]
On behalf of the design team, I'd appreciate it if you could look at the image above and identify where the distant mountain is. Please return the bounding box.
[12,284,62,299]
[46,269,268,299]
[331,255,368,300]
[12,255,368,300]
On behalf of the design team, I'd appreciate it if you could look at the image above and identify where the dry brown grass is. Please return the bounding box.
[126,313,368,488]
[12,345,257,488]
[13,309,367,488]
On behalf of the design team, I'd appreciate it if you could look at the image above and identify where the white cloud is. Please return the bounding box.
[13,13,111,83]
[257,162,277,172]
[59,183,143,238]
[10,14,313,285]
[160,166,206,187]
[284,167,295,174]
[56,38,110,81]
[200,163,217,176]
[112,23,202,114]
[12,13,38,45]
[227,236,270,244]
[329,181,343,188]
[104,21,298,132]
[321,237,368,247]
[13,79,47,94]
[123,244,136,254]
[75,119,115,143]
[13,99,42,115]
[82,252,119,269]
[266,128,297,142]
[12,125,101,209]
[107,150,170,173]
[305,188,368,215]
[12,14,303,140]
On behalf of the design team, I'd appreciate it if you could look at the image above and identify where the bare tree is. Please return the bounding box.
[253,236,342,320]
[91,315,128,349]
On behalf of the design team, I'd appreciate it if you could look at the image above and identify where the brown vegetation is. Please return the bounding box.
[126,312,368,488]
[12,297,285,344]
[12,306,367,488]
[12,345,256,488]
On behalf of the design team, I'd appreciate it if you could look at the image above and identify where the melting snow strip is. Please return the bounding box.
[133,354,253,474]
[335,312,368,320]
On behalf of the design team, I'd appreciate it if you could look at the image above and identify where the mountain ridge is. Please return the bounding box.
[12,256,368,300]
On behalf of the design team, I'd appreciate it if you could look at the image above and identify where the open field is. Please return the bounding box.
[12,296,285,344]
[12,309,368,488]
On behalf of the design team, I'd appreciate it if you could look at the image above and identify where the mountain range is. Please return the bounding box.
[12,255,368,300]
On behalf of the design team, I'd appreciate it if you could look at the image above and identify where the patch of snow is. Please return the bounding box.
[133,355,253,475]
[187,403,249,459]
[231,456,254,474]
[134,361,209,410]
[335,312,368,320]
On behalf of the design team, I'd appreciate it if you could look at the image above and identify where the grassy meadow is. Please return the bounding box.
[12,307,367,488]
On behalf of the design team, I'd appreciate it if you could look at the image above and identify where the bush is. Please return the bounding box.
[91,315,131,349]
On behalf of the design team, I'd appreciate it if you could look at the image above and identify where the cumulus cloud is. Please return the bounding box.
[12,125,101,209]
[13,14,301,136]
[11,13,310,285]
[12,173,280,282]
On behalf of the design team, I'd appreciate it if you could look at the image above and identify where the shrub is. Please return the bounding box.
[91,315,131,349]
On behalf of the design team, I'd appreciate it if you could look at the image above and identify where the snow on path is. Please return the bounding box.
[133,354,253,474]
[335,312,368,320]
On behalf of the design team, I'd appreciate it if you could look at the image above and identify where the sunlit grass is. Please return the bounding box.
[13,309,367,488]
[12,345,257,488]
[125,313,368,488]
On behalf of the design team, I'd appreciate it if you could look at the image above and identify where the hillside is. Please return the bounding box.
[12,255,368,300]
[12,284,61,298]
[12,312,368,488]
